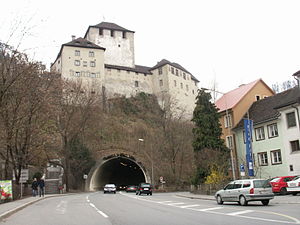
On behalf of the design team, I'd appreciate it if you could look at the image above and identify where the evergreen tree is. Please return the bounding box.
[192,89,226,152]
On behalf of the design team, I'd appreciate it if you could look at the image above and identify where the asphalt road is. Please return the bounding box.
[1,192,300,225]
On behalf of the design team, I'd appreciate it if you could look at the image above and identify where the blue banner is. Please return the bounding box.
[244,119,254,176]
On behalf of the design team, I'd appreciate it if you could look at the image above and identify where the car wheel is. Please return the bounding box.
[292,193,298,196]
[136,192,138,195]
[216,195,223,205]
[139,192,141,195]
[150,192,152,196]
[280,187,287,195]
[239,195,248,206]
[261,200,269,206]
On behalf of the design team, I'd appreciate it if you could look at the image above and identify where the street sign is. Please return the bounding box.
[19,169,29,182]
[160,176,163,182]
[83,174,88,180]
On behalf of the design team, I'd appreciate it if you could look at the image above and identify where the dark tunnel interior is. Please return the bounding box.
[96,157,146,189]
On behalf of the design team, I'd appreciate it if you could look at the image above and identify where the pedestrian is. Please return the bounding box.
[31,178,38,197]
[38,178,45,197]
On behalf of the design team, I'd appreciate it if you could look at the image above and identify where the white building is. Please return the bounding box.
[51,22,199,118]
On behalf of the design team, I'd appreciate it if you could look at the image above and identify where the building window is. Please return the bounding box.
[226,135,234,149]
[180,83,183,89]
[290,165,294,172]
[75,50,80,56]
[267,123,278,138]
[91,73,96,78]
[171,67,174,74]
[74,60,80,66]
[255,95,260,101]
[159,80,163,86]
[158,67,163,75]
[89,51,94,57]
[174,80,177,87]
[175,69,179,76]
[255,126,265,141]
[290,140,300,152]
[183,73,186,80]
[90,61,96,67]
[83,61,87,67]
[75,71,80,77]
[258,152,268,166]
[122,31,126,38]
[192,90,195,94]
[110,30,114,37]
[186,85,189,91]
[135,81,139,87]
[271,150,282,165]
[99,29,103,35]
[224,114,232,128]
[286,112,296,128]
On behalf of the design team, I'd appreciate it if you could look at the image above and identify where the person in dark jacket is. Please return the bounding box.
[31,178,38,197]
[38,178,45,197]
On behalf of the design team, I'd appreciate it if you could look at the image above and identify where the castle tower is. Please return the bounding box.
[84,22,135,68]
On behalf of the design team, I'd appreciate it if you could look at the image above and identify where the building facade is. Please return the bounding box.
[51,22,199,118]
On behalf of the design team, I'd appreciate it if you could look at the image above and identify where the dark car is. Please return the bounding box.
[136,183,152,195]
[117,184,127,191]
[126,185,137,192]
[269,176,295,195]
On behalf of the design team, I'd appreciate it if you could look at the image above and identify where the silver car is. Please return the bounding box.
[215,179,274,206]
[103,184,116,194]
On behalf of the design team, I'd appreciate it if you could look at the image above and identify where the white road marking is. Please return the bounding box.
[227,210,253,216]
[180,204,200,208]
[97,210,109,218]
[89,203,96,208]
[167,202,185,206]
[56,200,67,214]
[157,201,173,203]
[196,207,223,211]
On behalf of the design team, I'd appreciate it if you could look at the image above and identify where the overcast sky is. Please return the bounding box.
[1,0,300,93]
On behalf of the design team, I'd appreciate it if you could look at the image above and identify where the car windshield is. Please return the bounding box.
[141,184,151,187]
[270,178,280,182]
[292,176,300,181]
[105,184,115,188]
[254,180,271,188]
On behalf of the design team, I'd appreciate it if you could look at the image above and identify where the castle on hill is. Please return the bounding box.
[51,22,199,118]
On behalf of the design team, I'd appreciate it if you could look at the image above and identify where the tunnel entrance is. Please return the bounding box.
[89,155,146,191]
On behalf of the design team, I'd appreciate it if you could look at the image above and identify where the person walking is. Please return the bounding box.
[31,178,38,197]
[38,178,45,197]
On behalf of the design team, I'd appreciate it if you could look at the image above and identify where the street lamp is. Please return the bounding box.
[201,87,236,180]
[138,138,154,184]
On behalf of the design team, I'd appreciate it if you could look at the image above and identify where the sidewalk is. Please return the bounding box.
[176,192,300,204]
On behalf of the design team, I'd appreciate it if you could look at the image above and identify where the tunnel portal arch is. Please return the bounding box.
[87,154,149,191]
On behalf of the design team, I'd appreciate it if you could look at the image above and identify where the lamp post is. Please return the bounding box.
[138,138,154,184]
[201,88,236,180]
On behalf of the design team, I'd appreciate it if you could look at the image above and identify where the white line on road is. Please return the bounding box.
[97,210,109,218]
[157,201,173,203]
[227,210,253,216]
[180,204,200,208]
[89,203,96,208]
[167,202,185,206]
[196,207,223,211]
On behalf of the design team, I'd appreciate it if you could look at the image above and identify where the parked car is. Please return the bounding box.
[117,184,127,191]
[126,185,137,192]
[286,176,300,196]
[136,183,152,195]
[215,179,274,206]
[103,184,116,194]
[269,176,295,195]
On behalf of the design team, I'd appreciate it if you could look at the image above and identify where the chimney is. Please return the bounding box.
[292,70,300,89]
[71,35,76,41]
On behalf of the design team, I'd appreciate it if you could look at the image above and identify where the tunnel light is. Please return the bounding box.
[138,138,144,142]
[120,162,127,166]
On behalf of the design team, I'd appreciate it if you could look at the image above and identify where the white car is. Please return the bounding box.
[103,184,116,194]
[286,176,300,196]
[215,179,274,206]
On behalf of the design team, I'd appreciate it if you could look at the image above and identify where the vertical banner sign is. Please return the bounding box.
[0,180,13,200]
[244,119,254,176]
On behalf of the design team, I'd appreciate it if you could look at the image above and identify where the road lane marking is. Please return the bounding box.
[97,210,109,218]
[227,210,253,216]
[157,201,173,203]
[89,203,96,208]
[196,207,223,211]
[180,204,200,208]
[167,202,185,206]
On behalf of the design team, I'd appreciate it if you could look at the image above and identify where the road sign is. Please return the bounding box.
[160,176,163,182]
[19,169,29,182]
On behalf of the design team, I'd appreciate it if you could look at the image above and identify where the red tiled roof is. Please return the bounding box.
[215,79,262,112]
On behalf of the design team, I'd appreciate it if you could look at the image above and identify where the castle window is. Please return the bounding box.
[135,81,139,87]
[75,50,80,56]
[174,80,177,87]
[159,80,163,86]
[192,90,195,94]
[111,30,114,37]
[90,61,96,67]
[99,29,103,35]
[186,85,189,91]
[122,31,126,38]
[175,69,179,76]
[158,67,163,75]
[91,73,96,78]
[183,73,186,80]
[171,67,174,74]
[83,61,87,67]
[89,51,94,57]
[75,71,80,77]
[74,60,80,66]
[180,83,183,89]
